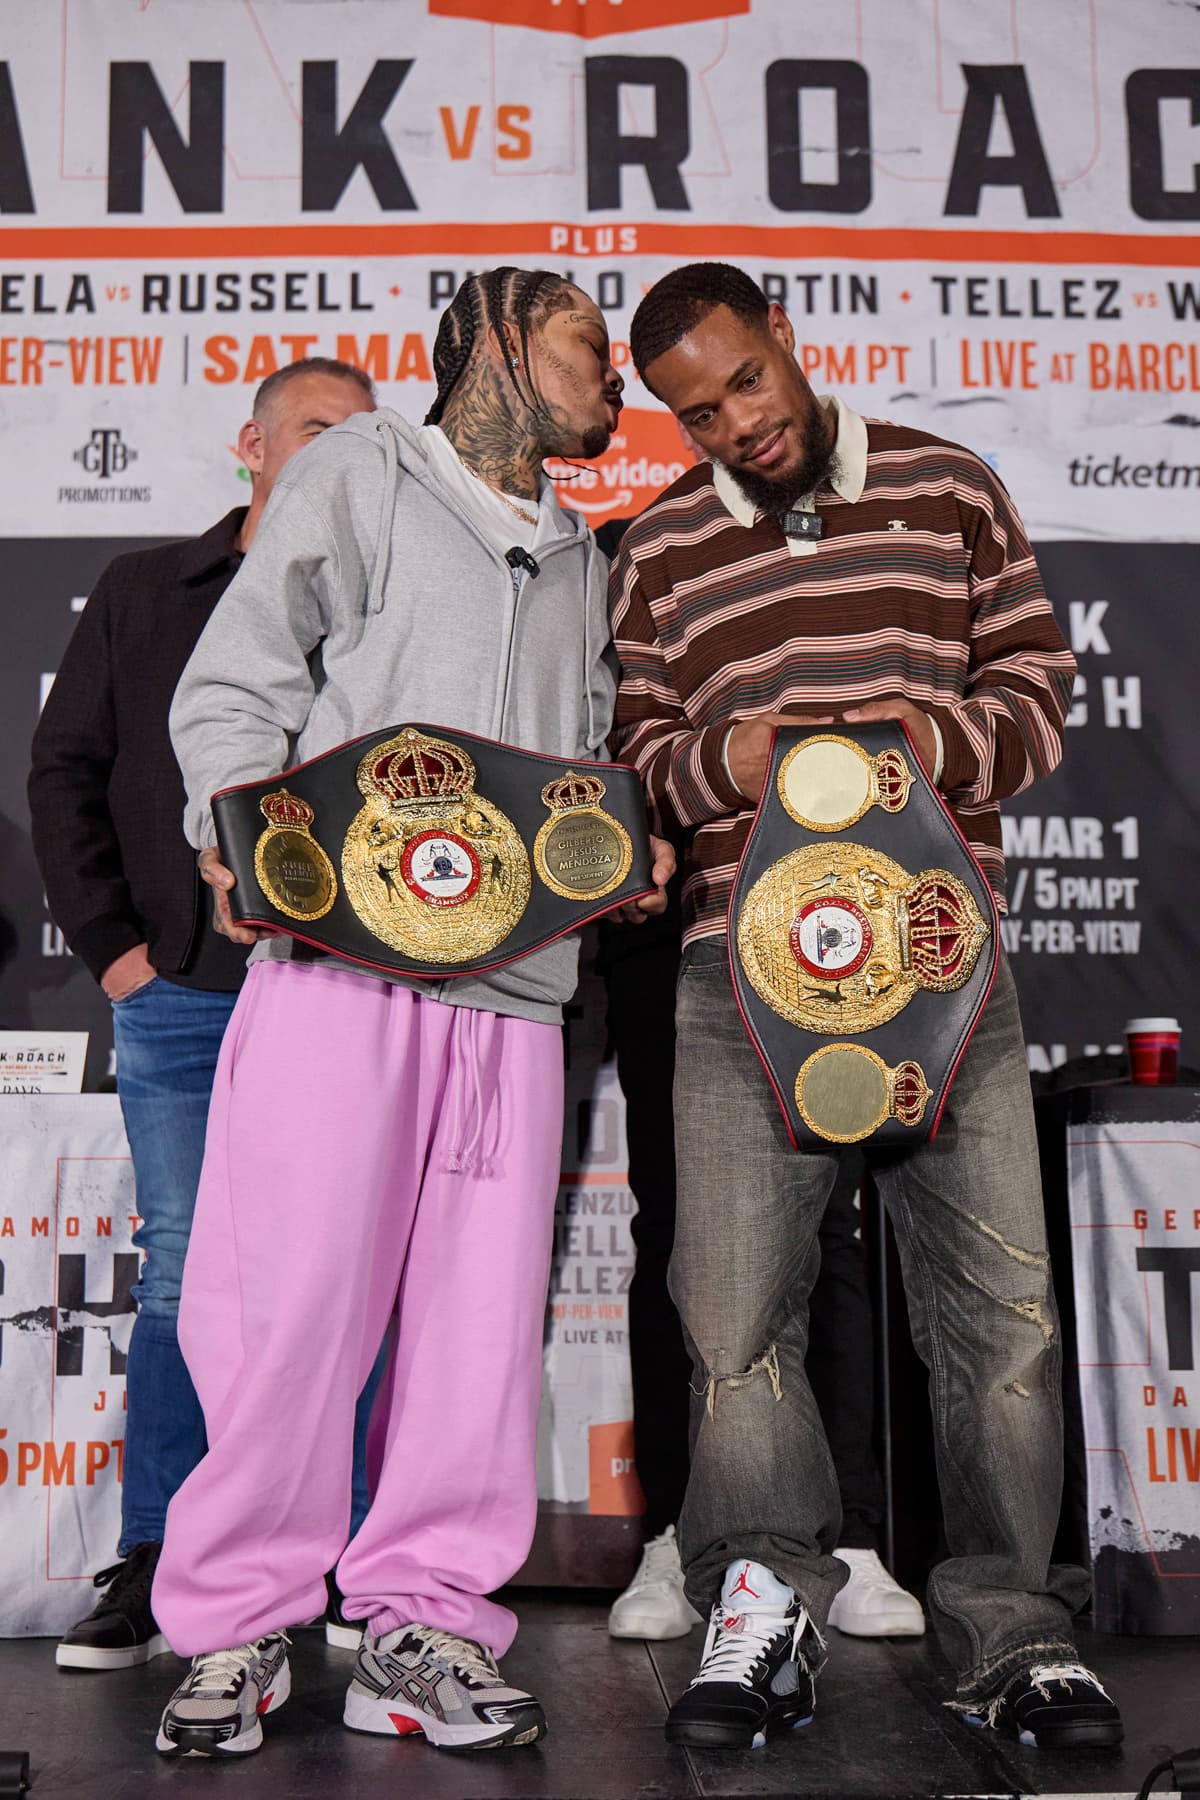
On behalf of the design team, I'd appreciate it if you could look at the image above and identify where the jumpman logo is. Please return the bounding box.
[729,1563,760,1600]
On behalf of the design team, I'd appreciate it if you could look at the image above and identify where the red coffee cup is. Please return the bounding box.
[1124,1017,1181,1086]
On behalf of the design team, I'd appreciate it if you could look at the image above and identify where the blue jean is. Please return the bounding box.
[670,941,1090,1702]
[113,977,382,1556]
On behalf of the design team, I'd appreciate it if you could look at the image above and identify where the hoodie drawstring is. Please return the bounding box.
[367,418,401,615]
[442,1008,498,1178]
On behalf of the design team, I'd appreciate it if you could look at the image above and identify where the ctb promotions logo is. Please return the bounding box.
[73,428,138,479]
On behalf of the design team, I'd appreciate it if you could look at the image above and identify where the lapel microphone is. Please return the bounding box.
[780,510,822,541]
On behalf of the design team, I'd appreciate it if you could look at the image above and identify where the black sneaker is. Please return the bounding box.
[665,1559,820,1749]
[324,1571,365,1652]
[961,1660,1124,1749]
[55,1541,169,1670]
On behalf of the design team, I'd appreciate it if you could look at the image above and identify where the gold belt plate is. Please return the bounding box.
[736,840,991,1034]
[534,770,633,901]
[777,733,914,832]
[341,728,530,963]
[795,1045,932,1143]
[253,790,337,921]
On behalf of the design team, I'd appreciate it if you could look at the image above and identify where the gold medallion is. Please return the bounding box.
[534,771,633,901]
[736,840,990,1034]
[341,728,530,963]
[253,791,337,921]
[795,1044,931,1143]
[778,734,914,833]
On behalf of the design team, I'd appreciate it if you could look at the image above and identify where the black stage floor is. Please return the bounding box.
[3,1594,1193,1799]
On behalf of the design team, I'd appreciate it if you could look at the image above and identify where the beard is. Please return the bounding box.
[729,407,837,519]
[578,421,610,458]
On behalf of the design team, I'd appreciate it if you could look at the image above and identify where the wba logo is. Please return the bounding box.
[428,0,749,36]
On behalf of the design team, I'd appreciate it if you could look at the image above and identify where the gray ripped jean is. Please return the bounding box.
[670,936,1089,1701]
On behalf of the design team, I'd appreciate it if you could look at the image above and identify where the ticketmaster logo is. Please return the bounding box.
[1068,454,1200,489]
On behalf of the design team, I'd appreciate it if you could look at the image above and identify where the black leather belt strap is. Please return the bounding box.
[213,721,653,979]
[728,723,999,1149]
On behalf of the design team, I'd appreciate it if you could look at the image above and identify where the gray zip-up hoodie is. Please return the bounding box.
[169,408,616,1024]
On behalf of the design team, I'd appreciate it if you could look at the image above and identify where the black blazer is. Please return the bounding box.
[28,509,248,983]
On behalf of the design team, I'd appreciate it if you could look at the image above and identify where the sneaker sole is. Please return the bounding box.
[56,1632,171,1670]
[325,1620,365,1651]
[343,1683,546,1751]
[960,1711,1124,1751]
[155,1656,291,1757]
[828,1610,926,1638]
[608,1612,702,1641]
[665,1711,812,1750]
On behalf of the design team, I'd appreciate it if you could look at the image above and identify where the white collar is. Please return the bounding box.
[711,393,867,526]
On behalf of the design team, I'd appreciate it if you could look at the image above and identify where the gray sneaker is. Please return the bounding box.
[155,1632,290,1757]
[343,1623,545,1751]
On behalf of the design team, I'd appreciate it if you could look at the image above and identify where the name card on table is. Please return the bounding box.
[0,1032,88,1094]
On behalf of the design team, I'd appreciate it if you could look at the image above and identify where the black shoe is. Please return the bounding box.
[665,1559,819,1750]
[323,1571,365,1652]
[55,1541,169,1670]
[962,1660,1124,1749]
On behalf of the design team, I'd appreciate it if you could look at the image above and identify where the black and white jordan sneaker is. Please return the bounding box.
[55,1541,169,1670]
[343,1623,545,1751]
[155,1632,291,1756]
[960,1660,1124,1749]
[665,1559,822,1749]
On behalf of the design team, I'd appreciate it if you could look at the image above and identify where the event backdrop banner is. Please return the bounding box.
[0,1098,135,1636]
[1,0,1198,1590]
[1068,1093,1200,1636]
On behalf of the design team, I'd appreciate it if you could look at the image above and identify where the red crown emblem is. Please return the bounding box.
[874,750,914,812]
[892,1061,931,1126]
[259,789,314,829]
[541,770,607,811]
[359,729,477,809]
[904,875,988,988]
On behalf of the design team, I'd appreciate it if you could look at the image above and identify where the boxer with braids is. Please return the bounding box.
[152,271,674,1762]
[425,267,621,502]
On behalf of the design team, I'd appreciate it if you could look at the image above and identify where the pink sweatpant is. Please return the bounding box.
[152,959,563,1658]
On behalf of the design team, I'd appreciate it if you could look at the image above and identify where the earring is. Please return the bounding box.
[510,356,520,367]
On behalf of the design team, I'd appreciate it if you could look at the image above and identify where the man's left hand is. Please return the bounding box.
[843,699,938,778]
[615,833,675,923]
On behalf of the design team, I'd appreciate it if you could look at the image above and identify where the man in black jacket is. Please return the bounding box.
[28,356,376,1669]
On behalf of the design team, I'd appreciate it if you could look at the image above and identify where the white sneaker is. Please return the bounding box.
[156,1633,291,1756]
[828,1548,925,1638]
[343,1623,545,1749]
[608,1525,703,1640]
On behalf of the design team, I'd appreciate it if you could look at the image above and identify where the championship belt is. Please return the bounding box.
[729,724,999,1149]
[212,723,654,978]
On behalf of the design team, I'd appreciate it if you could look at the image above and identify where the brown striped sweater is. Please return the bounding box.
[610,413,1076,943]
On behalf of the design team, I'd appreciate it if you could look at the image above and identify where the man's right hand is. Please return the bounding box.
[725,711,836,801]
[101,943,157,1001]
[199,846,270,945]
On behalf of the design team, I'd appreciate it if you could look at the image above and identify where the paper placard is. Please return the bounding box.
[0,1033,89,1095]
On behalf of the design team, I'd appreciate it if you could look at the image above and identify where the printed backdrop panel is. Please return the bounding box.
[1068,1094,1200,1635]
[0,1098,135,1636]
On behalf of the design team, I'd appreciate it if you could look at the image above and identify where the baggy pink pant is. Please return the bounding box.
[151,959,563,1658]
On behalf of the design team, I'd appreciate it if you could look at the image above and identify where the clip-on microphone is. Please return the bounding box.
[505,546,541,578]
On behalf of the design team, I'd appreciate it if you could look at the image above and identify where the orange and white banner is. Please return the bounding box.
[1068,1104,1200,1635]
[0,1099,135,1635]
[0,0,1197,537]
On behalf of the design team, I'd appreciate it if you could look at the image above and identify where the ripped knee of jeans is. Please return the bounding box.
[693,1342,783,1418]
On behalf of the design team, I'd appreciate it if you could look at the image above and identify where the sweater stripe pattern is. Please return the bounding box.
[611,422,1076,945]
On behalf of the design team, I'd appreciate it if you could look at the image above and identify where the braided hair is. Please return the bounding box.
[630,261,769,388]
[424,266,574,427]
